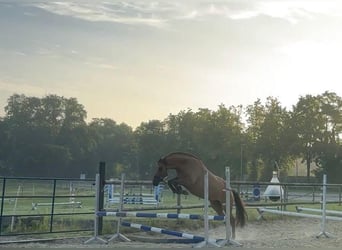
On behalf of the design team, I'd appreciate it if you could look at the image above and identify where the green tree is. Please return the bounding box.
[134,120,166,179]
[319,91,342,144]
[290,92,341,179]
[308,92,342,181]
[245,97,291,181]
[165,109,198,153]
[0,117,11,175]
[1,91,340,180]
[194,105,244,178]
[313,142,342,183]
[3,94,88,176]
[88,118,134,178]
[245,99,266,180]
[164,105,245,179]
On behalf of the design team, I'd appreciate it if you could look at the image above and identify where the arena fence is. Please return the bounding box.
[2,162,342,239]
[0,176,95,236]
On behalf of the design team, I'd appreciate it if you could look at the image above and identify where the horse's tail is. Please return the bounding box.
[232,189,248,227]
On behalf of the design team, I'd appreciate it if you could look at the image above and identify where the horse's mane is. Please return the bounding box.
[163,151,202,161]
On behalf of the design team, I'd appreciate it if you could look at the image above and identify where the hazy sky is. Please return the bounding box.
[1,0,342,128]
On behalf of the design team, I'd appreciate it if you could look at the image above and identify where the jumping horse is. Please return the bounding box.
[152,152,247,239]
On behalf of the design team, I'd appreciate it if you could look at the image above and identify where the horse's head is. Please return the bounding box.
[152,158,168,186]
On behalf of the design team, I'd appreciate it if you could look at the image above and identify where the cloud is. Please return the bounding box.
[36,47,54,56]
[96,63,117,70]
[31,0,342,27]
[82,56,118,70]
[33,1,168,27]
[228,0,342,23]
[229,10,259,20]
[13,51,27,56]
[23,11,37,17]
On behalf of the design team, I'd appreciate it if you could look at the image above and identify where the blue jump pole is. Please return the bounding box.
[121,221,222,244]
[96,211,225,221]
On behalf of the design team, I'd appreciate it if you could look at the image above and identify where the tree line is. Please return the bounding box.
[0,92,341,182]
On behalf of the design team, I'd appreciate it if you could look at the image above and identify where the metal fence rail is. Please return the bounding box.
[0,176,96,236]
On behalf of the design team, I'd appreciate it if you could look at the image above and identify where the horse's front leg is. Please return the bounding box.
[167,177,188,195]
[166,178,179,193]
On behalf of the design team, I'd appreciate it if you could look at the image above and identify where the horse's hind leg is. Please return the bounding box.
[230,214,236,239]
[210,200,236,239]
[210,200,225,216]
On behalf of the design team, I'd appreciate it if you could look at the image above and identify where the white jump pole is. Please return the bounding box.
[204,170,209,245]
[317,174,334,238]
[108,173,131,242]
[297,206,342,216]
[84,174,107,244]
[194,170,220,248]
[225,167,231,241]
[258,207,342,221]
[220,166,242,247]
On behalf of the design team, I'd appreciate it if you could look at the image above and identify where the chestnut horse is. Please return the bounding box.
[152,151,247,239]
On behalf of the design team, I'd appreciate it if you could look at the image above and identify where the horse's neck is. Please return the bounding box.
[166,159,201,173]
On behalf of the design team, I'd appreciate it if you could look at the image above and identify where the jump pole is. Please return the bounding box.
[84,174,107,244]
[121,221,221,244]
[296,206,342,216]
[257,207,342,221]
[193,170,221,248]
[107,172,131,242]
[317,174,334,238]
[220,166,242,247]
[203,170,210,247]
[96,211,225,221]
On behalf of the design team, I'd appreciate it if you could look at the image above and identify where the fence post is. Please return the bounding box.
[98,162,106,235]
[0,178,6,236]
[49,179,57,232]
[282,184,287,211]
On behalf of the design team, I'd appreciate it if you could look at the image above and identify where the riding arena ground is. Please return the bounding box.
[2,217,342,248]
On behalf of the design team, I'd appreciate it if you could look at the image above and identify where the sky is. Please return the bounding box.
[0,0,342,128]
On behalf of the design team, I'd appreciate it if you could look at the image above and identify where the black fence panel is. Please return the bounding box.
[0,176,95,236]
